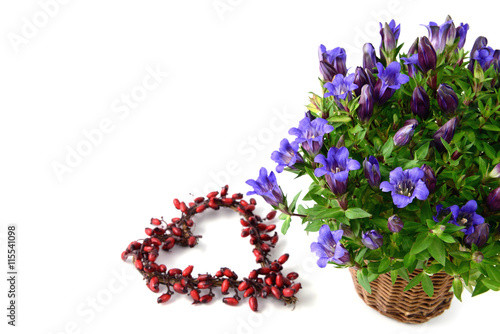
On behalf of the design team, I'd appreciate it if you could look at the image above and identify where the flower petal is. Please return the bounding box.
[379,181,394,192]
[413,180,429,200]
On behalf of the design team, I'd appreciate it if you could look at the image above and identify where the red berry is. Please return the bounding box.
[240,219,250,227]
[260,234,271,241]
[190,290,200,303]
[253,249,262,258]
[183,265,194,277]
[151,218,161,226]
[221,279,230,294]
[265,276,274,286]
[188,236,197,247]
[135,260,143,270]
[207,191,218,198]
[238,281,249,291]
[159,264,167,272]
[215,270,223,277]
[241,228,250,238]
[245,205,256,212]
[168,268,182,276]
[173,198,180,209]
[248,270,258,280]
[249,296,258,312]
[257,223,267,231]
[150,237,162,246]
[144,264,156,273]
[258,267,271,275]
[148,253,157,262]
[223,268,234,278]
[261,286,270,298]
[196,204,207,213]
[261,244,271,253]
[291,283,302,291]
[232,193,243,199]
[186,219,194,227]
[172,227,182,237]
[157,293,171,303]
[250,198,257,205]
[271,233,279,244]
[194,197,205,203]
[148,277,159,293]
[278,253,289,264]
[208,200,219,210]
[240,200,249,207]
[189,202,195,207]
[221,185,228,197]
[173,283,187,294]
[265,224,276,232]
[287,272,299,280]
[282,288,296,297]
[270,261,281,272]
[271,287,281,299]
[153,227,165,235]
[197,281,211,289]
[143,245,154,252]
[276,274,284,288]
[244,287,255,298]
[200,295,213,304]
[223,297,239,306]
[180,202,188,214]
[162,237,175,251]
[266,211,277,220]
[198,274,211,281]
[121,251,129,261]
[145,228,153,236]
[222,198,233,205]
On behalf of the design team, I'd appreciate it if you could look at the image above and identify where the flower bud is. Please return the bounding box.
[362,230,383,250]
[451,150,462,160]
[363,155,381,188]
[353,67,374,97]
[418,36,437,73]
[358,85,374,124]
[339,223,354,239]
[420,164,436,193]
[393,119,418,147]
[437,84,459,115]
[488,163,500,179]
[336,134,345,148]
[363,43,377,70]
[468,36,488,72]
[388,215,404,233]
[380,22,397,53]
[411,86,430,119]
[486,187,500,211]
[433,117,457,151]
[464,223,490,248]
[318,45,347,81]
[471,251,484,263]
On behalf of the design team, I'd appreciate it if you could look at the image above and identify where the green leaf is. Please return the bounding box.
[472,279,490,297]
[482,124,500,132]
[482,141,496,160]
[378,258,391,273]
[428,237,447,265]
[391,270,398,285]
[410,233,433,255]
[304,220,326,232]
[355,247,368,264]
[485,265,500,283]
[482,279,500,291]
[281,216,291,235]
[328,115,352,123]
[289,191,302,212]
[345,207,372,219]
[420,201,432,224]
[421,274,435,297]
[404,272,424,291]
[414,142,430,160]
[453,277,463,301]
[381,136,394,160]
[357,268,372,294]
[440,137,453,155]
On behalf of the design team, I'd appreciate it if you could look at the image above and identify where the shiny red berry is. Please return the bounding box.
[271,286,281,299]
[278,253,289,264]
[287,272,299,280]
[190,290,200,303]
[266,211,277,220]
[183,265,194,277]
[223,297,239,306]
[282,288,296,297]
[221,279,230,294]
[168,268,182,276]
[157,293,171,303]
[188,236,197,247]
[173,283,187,294]
[249,296,258,312]
[145,228,153,236]
[199,295,212,303]
[151,218,161,226]
[238,281,249,291]
[207,191,218,198]
[173,198,180,209]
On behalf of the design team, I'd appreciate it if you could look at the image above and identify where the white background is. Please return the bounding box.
[1,1,498,333]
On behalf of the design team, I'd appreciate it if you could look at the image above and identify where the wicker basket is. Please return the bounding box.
[349,268,454,324]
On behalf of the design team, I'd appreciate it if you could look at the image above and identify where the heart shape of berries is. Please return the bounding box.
[121,185,301,311]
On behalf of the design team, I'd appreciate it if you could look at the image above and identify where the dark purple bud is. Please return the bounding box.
[433,117,457,151]
[455,23,469,50]
[486,187,500,211]
[358,85,374,124]
[408,37,418,56]
[363,155,381,188]
[437,84,459,115]
[420,164,436,193]
[339,223,354,239]
[451,150,462,160]
[393,119,418,147]
[471,251,484,263]
[362,230,383,250]
[380,22,397,53]
[418,36,437,73]
[411,86,430,119]
[489,163,500,179]
[387,215,404,233]
[305,110,314,121]
[363,43,377,70]
[468,37,488,72]
[464,223,489,248]
[318,45,347,81]
[353,67,374,96]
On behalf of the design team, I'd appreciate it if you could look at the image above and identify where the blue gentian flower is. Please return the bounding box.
[271,138,304,173]
[310,225,350,267]
[289,116,334,157]
[434,200,485,235]
[373,62,409,104]
[393,119,418,147]
[314,147,361,196]
[318,45,347,81]
[433,116,457,151]
[324,74,358,101]
[379,20,400,52]
[246,167,284,207]
[380,167,429,208]
[424,17,469,53]
[363,155,381,188]
[464,223,489,248]
[362,43,377,70]
[362,230,383,250]
[471,46,500,71]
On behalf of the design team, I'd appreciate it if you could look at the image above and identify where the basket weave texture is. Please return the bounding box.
[349,267,454,324]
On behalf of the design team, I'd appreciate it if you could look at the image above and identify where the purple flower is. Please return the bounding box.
[271,138,303,173]
[404,38,419,78]
[379,20,400,53]
[373,62,409,104]
[464,223,489,248]
[486,187,500,211]
[310,225,350,267]
[357,84,374,124]
[246,167,284,207]
[353,67,375,97]
[455,22,469,49]
[363,155,381,188]
[324,74,358,101]
[434,200,485,235]
[362,230,383,250]
[424,18,456,53]
[289,115,334,157]
[433,117,457,151]
[380,167,429,208]
[363,43,377,70]
[318,45,347,81]
[418,36,437,73]
[388,215,404,233]
[471,46,500,71]
[420,164,437,193]
[411,86,430,119]
[314,146,360,196]
[437,84,459,115]
[393,119,418,147]
[468,37,489,72]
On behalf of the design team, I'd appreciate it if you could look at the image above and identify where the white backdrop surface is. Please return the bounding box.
[0,1,498,333]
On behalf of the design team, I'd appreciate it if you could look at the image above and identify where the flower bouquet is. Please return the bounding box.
[246,16,500,323]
